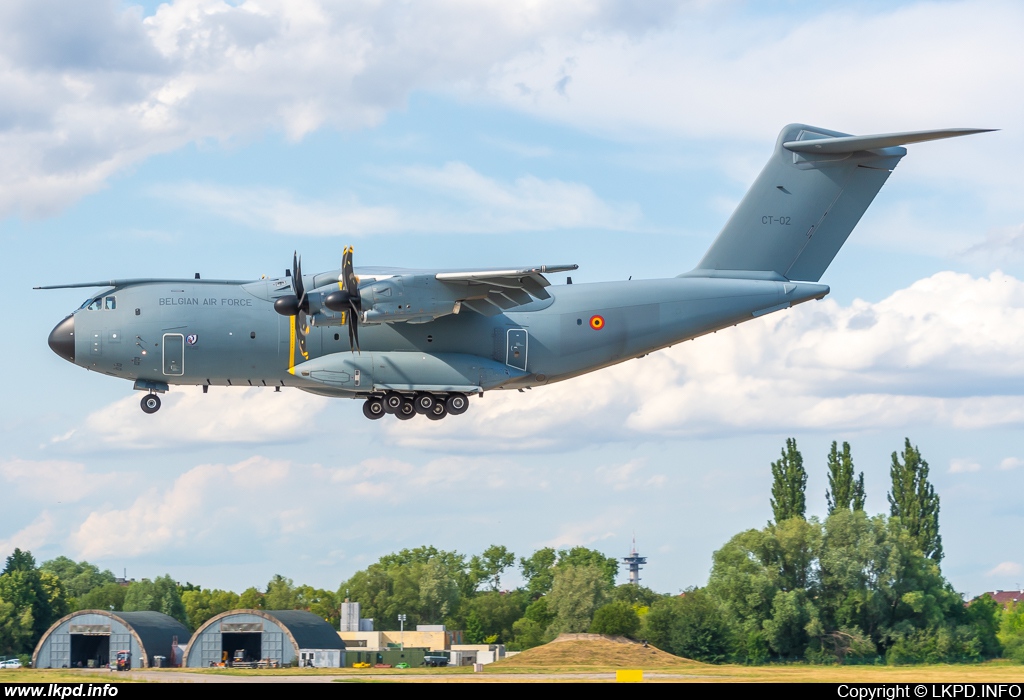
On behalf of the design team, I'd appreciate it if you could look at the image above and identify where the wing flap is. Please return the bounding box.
[435,263,576,315]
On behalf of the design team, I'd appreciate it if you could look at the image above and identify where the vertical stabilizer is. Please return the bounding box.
[686,124,992,282]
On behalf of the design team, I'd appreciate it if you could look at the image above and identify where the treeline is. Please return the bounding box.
[666,438,1007,664]
[2,437,1023,665]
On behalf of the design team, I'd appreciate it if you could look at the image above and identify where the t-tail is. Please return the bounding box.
[685,124,994,282]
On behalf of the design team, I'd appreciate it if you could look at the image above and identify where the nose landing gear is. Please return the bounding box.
[140,393,162,414]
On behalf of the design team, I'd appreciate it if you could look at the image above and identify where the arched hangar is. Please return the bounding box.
[183,609,345,668]
[33,610,190,669]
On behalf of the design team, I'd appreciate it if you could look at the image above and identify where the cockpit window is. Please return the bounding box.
[105,296,116,310]
[85,299,102,311]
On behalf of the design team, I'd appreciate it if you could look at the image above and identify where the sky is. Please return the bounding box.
[2,0,1023,603]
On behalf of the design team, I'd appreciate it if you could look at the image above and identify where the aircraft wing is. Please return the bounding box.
[435,264,577,316]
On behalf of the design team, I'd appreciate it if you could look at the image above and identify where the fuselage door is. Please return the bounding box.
[506,329,528,371]
[162,333,184,376]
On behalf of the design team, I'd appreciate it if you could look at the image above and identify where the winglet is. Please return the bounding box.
[783,128,996,155]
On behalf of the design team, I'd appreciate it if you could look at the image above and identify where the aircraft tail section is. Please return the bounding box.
[686,124,992,282]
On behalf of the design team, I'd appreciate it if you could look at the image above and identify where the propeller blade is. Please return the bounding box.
[292,251,308,313]
[342,246,358,297]
[348,300,360,353]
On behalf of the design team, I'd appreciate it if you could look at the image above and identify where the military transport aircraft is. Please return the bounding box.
[40,124,992,421]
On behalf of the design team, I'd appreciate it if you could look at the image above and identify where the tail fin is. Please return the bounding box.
[687,124,993,282]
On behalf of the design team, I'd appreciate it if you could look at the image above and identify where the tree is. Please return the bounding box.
[999,601,1024,662]
[556,547,619,588]
[458,590,527,644]
[339,546,469,629]
[826,441,866,514]
[544,564,610,638]
[589,600,640,637]
[469,545,516,591]
[295,585,339,626]
[510,597,554,650]
[418,558,460,624]
[123,575,187,625]
[0,551,70,654]
[3,549,36,575]
[770,438,806,523]
[263,575,297,610]
[181,589,240,632]
[887,438,942,562]
[78,583,127,612]
[238,587,263,609]
[520,548,557,598]
[641,591,731,663]
[40,557,116,602]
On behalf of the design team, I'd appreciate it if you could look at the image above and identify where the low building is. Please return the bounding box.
[183,609,344,668]
[339,628,463,651]
[451,643,506,665]
[981,590,1024,606]
[33,610,190,669]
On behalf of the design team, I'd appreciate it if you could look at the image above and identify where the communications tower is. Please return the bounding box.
[622,536,647,585]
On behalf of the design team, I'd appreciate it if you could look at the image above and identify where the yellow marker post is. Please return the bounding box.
[616,669,643,683]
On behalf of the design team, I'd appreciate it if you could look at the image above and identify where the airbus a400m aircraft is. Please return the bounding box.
[41,124,991,421]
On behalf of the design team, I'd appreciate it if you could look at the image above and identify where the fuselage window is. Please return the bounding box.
[105,296,116,310]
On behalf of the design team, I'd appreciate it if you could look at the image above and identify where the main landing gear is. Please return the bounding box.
[362,392,470,421]
[140,393,162,414]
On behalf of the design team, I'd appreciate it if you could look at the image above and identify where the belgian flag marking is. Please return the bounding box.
[590,315,605,330]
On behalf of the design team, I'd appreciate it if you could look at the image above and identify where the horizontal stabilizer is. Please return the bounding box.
[784,128,995,155]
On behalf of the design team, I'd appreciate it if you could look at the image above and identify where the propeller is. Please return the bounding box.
[273,252,310,358]
[324,246,362,353]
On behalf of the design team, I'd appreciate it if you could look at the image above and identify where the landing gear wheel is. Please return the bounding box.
[426,401,448,421]
[394,398,416,420]
[383,392,404,414]
[362,397,386,420]
[140,394,161,414]
[445,393,469,415]
[413,393,436,414]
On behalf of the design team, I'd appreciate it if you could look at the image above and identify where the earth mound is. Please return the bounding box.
[492,634,702,669]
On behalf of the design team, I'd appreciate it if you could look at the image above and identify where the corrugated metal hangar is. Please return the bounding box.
[183,609,345,668]
[32,610,190,669]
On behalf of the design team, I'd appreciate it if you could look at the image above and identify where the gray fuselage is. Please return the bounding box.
[51,274,828,398]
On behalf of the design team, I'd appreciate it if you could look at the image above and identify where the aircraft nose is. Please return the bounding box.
[48,315,75,363]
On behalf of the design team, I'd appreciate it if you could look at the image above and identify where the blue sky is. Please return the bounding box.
[2,0,1023,600]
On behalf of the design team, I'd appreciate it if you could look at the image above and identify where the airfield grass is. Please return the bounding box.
[0,669,148,683]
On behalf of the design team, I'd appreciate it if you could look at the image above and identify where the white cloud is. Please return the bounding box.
[0,459,118,502]
[987,561,1024,577]
[948,458,981,474]
[0,0,669,217]
[999,457,1024,471]
[67,453,521,559]
[0,512,57,556]
[391,271,1024,451]
[70,456,294,559]
[54,385,330,450]
[0,0,1019,218]
[541,511,626,550]
[159,163,640,236]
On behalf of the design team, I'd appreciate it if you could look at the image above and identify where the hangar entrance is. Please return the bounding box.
[222,632,262,665]
[70,633,109,668]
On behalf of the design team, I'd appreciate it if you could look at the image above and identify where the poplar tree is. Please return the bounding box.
[825,441,867,514]
[770,438,807,523]
[887,438,942,562]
